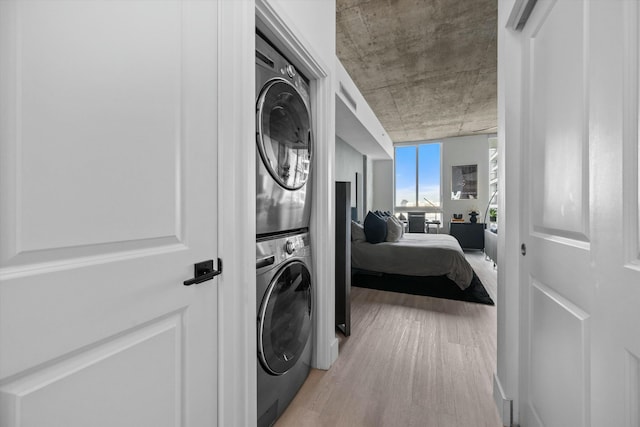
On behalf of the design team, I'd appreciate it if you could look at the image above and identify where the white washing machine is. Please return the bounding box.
[256,33,313,237]
[256,231,313,427]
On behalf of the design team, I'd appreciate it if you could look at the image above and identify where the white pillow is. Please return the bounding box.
[391,216,404,239]
[351,221,366,242]
[385,216,403,242]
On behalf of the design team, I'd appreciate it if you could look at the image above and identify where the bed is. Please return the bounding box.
[351,233,474,290]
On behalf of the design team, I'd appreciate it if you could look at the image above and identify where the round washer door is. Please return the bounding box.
[258,260,312,376]
[256,78,312,190]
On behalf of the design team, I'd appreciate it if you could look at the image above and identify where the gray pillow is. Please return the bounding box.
[385,216,403,242]
[391,215,405,239]
[351,221,366,242]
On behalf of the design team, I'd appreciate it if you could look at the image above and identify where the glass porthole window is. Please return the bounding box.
[258,261,312,375]
[257,78,312,190]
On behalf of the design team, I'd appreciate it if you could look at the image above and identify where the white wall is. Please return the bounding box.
[333,54,393,223]
[335,59,393,160]
[371,160,393,212]
[442,135,491,229]
[366,157,374,215]
[266,0,335,68]
[335,136,364,218]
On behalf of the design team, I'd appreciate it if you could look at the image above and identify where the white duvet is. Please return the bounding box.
[351,233,474,290]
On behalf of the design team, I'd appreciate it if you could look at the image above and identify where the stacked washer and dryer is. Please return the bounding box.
[255,33,314,427]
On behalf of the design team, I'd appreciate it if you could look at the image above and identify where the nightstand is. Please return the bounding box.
[449,222,485,250]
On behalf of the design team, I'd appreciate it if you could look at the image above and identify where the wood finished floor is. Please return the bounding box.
[275,252,500,427]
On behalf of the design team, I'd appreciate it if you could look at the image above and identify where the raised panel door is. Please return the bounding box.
[0,1,219,425]
[519,1,592,425]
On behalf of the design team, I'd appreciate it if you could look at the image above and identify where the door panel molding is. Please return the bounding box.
[529,280,590,427]
[0,0,188,270]
[0,312,183,427]
[0,241,188,281]
[528,0,590,245]
[530,230,590,251]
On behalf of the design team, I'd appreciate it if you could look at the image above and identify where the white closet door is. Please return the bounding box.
[0,1,219,426]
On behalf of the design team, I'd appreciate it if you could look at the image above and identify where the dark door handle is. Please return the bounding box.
[184,259,222,286]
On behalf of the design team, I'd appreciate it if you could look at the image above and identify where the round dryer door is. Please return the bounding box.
[256,78,312,190]
[258,260,312,376]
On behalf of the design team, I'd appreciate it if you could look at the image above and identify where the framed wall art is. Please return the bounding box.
[451,164,478,199]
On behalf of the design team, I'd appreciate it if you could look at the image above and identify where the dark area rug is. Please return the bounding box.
[351,271,494,305]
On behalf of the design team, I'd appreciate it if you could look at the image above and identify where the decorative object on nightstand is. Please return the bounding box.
[469,210,480,224]
[451,213,465,223]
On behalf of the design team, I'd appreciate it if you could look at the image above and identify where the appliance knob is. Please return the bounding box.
[285,240,295,255]
[285,64,295,78]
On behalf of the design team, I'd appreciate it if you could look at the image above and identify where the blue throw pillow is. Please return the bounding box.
[364,211,387,244]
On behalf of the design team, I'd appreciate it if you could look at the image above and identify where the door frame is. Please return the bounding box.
[216,1,256,426]
[495,0,526,425]
[217,1,336,426]
[255,0,337,370]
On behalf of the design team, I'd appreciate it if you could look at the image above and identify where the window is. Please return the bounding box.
[394,146,417,207]
[394,143,442,223]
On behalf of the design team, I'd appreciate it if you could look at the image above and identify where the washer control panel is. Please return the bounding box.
[256,232,311,270]
[285,64,296,78]
[281,232,309,258]
[285,240,296,255]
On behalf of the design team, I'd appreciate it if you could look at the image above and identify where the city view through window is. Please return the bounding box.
[394,143,442,223]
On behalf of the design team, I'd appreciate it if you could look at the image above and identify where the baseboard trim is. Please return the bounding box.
[493,373,514,427]
[329,336,339,365]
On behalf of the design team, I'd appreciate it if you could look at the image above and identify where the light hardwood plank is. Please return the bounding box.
[276,252,501,427]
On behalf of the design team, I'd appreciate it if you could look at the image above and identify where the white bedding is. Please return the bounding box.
[351,233,474,290]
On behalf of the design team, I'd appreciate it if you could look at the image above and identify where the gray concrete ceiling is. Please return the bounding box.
[337,0,497,143]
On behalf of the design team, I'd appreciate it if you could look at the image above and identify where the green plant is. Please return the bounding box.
[489,207,497,221]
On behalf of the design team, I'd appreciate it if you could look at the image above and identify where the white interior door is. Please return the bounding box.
[0,1,219,426]
[589,1,640,426]
[518,1,640,426]
[519,1,592,426]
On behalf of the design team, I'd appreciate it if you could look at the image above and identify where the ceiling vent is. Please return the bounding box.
[507,0,538,31]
